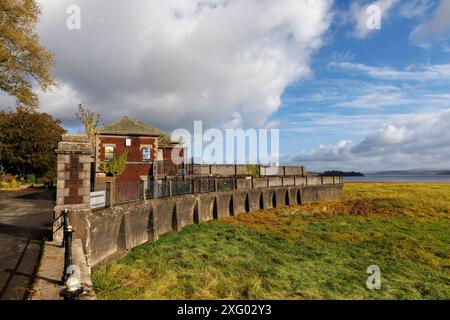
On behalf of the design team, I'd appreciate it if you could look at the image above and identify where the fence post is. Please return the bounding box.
[110,180,115,207]
[169,180,173,196]
[106,182,111,207]
[140,180,145,200]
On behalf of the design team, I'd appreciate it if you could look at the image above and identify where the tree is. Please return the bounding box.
[0,0,55,108]
[99,152,128,177]
[0,107,66,177]
[76,104,100,151]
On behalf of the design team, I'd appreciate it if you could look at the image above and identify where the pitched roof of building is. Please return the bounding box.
[98,116,180,147]
[99,116,166,136]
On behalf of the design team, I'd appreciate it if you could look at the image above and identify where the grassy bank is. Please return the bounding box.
[92,183,450,300]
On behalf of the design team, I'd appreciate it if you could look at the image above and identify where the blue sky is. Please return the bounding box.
[273,0,450,171]
[1,0,450,172]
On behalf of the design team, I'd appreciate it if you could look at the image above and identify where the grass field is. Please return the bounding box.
[92,183,450,300]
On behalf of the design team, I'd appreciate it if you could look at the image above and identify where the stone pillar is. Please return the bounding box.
[53,134,93,245]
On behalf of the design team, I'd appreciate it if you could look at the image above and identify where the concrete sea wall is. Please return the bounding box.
[74,184,342,267]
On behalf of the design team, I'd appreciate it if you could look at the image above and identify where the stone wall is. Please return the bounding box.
[189,164,307,177]
[83,184,343,267]
[52,134,344,270]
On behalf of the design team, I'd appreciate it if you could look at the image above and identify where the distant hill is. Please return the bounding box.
[321,171,364,177]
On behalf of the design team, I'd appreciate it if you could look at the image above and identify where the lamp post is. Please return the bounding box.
[60,273,84,300]
[59,208,84,300]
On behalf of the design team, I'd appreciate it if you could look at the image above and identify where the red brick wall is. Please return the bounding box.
[98,135,185,182]
[116,163,152,182]
[64,155,83,204]
[99,136,156,162]
[163,148,184,162]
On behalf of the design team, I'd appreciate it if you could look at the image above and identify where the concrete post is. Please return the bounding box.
[54,134,93,245]
[140,176,148,200]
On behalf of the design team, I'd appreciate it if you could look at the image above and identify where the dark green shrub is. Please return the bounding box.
[25,174,36,184]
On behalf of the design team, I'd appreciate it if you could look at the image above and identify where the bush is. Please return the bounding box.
[99,152,128,177]
[25,174,36,184]
[246,164,260,178]
[1,174,20,189]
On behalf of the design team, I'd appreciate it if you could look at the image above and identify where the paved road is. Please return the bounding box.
[0,189,54,300]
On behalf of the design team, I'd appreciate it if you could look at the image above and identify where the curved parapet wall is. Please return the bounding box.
[79,184,342,267]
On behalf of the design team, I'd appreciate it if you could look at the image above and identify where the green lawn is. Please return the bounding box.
[92,183,450,300]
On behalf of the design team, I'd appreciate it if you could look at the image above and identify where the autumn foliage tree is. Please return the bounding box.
[0,0,55,108]
[0,107,66,177]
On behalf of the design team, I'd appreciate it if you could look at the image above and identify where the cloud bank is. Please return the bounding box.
[410,0,450,42]
[288,109,450,171]
[16,0,333,130]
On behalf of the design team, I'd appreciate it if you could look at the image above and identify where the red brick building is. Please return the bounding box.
[95,116,184,182]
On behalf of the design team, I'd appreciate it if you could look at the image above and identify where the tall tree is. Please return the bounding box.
[76,104,100,151]
[0,0,55,108]
[0,107,66,177]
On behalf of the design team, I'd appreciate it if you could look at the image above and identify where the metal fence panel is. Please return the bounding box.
[199,178,215,193]
[171,180,193,196]
[216,178,235,192]
[114,181,142,204]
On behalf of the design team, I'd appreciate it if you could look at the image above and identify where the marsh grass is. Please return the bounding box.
[92,183,450,300]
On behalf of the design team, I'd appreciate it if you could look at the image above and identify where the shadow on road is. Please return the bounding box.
[14,189,56,201]
[0,223,52,241]
[0,189,54,300]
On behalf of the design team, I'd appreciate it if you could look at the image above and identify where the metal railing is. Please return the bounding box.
[216,178,235,192]
[113,181,143,204]
[91,175,343,204]
[146,177,235,199]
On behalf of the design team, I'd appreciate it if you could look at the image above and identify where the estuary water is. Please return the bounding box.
[344,175,450,183]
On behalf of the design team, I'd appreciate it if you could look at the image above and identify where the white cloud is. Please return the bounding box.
[349,0,399,39]
[335,87,411,109]
[20,0,333,130]
[399,0,434,19]
[288,109,450,171]
[410,0,450,42]
[330,61,450,81]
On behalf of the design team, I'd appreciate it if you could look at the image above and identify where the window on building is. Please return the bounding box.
[105,146,115,162]
[125,138,132,147]
[142,146,151,161]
